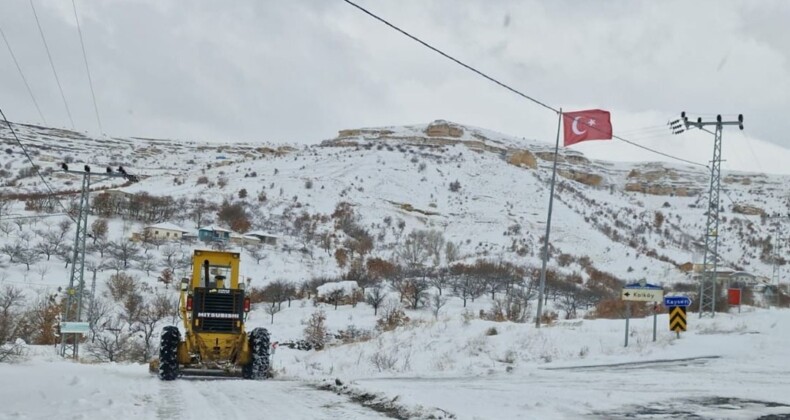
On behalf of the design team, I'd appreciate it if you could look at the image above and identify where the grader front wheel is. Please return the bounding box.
[242,327,271,380]
[158,326,181,381]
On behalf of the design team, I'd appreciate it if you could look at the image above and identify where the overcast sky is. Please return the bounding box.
[1,1,788,173]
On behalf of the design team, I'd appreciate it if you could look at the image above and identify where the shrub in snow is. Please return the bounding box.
[376,299,409,332]
[303,310,328,350]
[334,325,374,344]
[316,281,360,309]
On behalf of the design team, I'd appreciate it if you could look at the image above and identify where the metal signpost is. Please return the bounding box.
[728,288,742,313]
[664,296,692,338]
[621,282,664,347]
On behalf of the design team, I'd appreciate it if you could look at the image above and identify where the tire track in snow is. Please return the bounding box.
[156,382,184,420]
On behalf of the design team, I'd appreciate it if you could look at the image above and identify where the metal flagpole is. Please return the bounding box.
[535,109,562,328]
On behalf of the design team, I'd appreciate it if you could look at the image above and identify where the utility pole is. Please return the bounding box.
[770,215,788,286]
[59,164,134,359]
[677,112,743,318]
[535,110,562,328]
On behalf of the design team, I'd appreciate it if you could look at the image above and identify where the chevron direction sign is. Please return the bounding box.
[669,306,687,332]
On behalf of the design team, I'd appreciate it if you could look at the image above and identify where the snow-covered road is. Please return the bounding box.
[353,353,790,419]
[0,358,388,420]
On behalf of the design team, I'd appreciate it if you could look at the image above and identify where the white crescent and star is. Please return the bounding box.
[571,117,597,135]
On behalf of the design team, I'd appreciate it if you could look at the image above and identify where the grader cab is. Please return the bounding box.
[151,250,270,380]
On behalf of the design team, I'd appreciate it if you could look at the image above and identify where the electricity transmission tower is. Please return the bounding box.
[676,112,743,318]
[770,215,788,286]
[59,164,133,359]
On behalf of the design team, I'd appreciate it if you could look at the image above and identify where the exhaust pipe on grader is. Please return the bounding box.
[149,250,270,380]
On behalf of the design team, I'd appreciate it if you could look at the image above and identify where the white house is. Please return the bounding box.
[143,222,190,241]
[229,233,261,246]
[246,230,280,246]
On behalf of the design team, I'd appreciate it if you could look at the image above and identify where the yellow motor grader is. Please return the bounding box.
[150,249,270,380]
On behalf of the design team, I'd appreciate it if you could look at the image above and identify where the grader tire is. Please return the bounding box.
[242,327,271,380]
[158,326,181,381]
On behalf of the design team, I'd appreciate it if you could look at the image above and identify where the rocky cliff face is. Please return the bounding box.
[326,120,707,192]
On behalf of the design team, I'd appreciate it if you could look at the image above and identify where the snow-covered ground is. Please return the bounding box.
[3,306,790,419]
[2,120,790,419]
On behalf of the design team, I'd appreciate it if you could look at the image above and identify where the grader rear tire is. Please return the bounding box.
[158,326,181,381]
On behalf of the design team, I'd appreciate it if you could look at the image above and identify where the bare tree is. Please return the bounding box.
[109,239,141,269]
[34,230,63,260]
[189,198,217,228]
[88,316,131,362]
[450,265,483,307]
[424,230,445,266]
[303,309,327,350]
[34,264,49,282]
[429,293,449,319]
[0,242,22,263]
[85,298,112,343]
[0,222,13,237]
[430,267,451,296]
[16,244,40,271]
[556,281,582,320]
[13,218,27,232]
[326,288,345,310]
[264,301,281,324]
[0,196,11,221]
[136,257,159,277]
[245,244,266,264]
[319,231,333,255]
[57,220,72,241]
[150,292,179,324]
[403,277,431,310]
[366,286,386,316]
[0,286,25,362]
[131,296,170,362]
[56,244,73,268]
[445,241,460,264]
[90,219,109,244]
[398,231,429,268]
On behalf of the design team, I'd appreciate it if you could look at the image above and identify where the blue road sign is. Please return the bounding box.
[664,296,692,307]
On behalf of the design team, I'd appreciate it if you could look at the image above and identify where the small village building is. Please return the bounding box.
[245,230,280,246]
[198,225,232,242]
[144,222,190,240]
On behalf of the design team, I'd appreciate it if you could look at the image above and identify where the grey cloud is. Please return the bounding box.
[0,0,786,164]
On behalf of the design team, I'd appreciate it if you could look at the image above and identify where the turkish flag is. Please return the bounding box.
[563,109,612,147]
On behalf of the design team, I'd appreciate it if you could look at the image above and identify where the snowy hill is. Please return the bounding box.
[5,119,788,286]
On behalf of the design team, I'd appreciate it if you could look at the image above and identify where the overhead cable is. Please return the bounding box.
[29,0,75,129]
[0,24,47,124]
[342,0,708,169]
[71,0,103,134]
[0,108,77,223]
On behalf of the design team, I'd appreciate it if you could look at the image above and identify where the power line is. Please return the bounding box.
[0,108,77,223]
[342,0,707,169]
[343,0,555,113]
[29,0,75,130]
[0,213,67,221]
[71,0,103,135]
[0,24,47,124]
